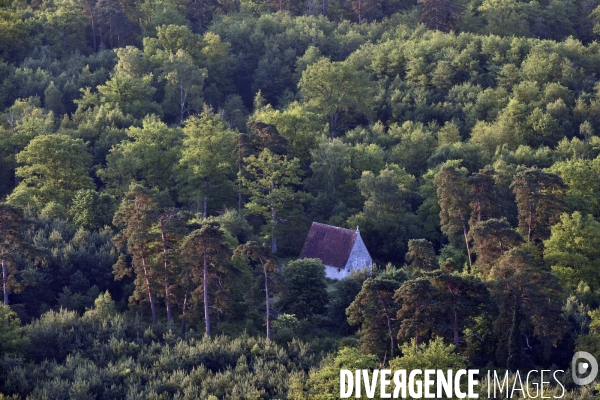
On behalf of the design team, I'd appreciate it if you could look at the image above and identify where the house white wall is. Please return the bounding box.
[325,265,350,280]
[344,232,372,273]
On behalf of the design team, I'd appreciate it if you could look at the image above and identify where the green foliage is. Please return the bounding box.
[69,189,115,230]
[93,290,117,320]
[297,347,377,400]
[280,258,328,318]
[7,0,600,393]
[299,58,375,136]
[390,336,467,372]
[178,107,237,216]
[511,168,567,243]
[0,305,28,358]
[3,308,322,399]
[240,149,306,254]
[544,212,600,294]
[347,268,407,356]
[98,115,183,196]
[7,134,94,210]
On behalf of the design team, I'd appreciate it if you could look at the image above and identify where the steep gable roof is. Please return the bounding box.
[299,222,357,269]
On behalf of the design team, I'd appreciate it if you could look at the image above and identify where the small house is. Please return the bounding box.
[299,222,372,280]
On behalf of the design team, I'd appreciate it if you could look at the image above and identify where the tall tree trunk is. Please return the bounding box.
[160,220,173,325]
[180,291,188,337]
[203,250,210,336]
[270,179,277,253]
[180,81,185,125]
[238,162,243,214]
[458,210,473,271]
[13,146,18,186]
[527,202,533,242]
[322,0,327,15]
[264,265,270,340]
[203,177,208,219]
[377,289,395,356]
[2,251,8,306]
[91,11,97,53]
[141,250,158,325]
[454,310,459,347]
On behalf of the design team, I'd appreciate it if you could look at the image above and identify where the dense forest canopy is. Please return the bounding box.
[3,0,600,397]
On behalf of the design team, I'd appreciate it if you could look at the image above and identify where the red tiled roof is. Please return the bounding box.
[299,222,357,269]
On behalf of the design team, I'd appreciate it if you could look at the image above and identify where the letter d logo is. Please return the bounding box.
[572,351,598,385]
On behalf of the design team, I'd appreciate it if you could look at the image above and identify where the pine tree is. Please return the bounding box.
[507,298,523,372]
[467,165,500,227]
[469,218,523,277]
[347,269,407,357]
[180,222,232,336]
[418,0,458,32]
[234,241,277,339]
[154,208,187,325]
[511,168,567,243]
[434,163,473,270]
[405,239,437,271]
[112,184,160,325]
[240,149,304,254]
[0,203,40,305]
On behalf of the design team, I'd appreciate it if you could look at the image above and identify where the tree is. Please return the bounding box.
[388,121,437,178]
[0,204,39,306]
[43,0,88,55]
[351,0,382,24]
[95,71,161,120]
[395,271,494,349]
[418,0,458,32]
[7,134,94,210]
[280,258,328,319]
[154,208,187,325]
[240,149,304,254]
[347,268,407,357]
[92,290,117,321]
[245,121,289,156]
[297,347,378,400]
[434,162,473,270]
[469,218,523,277]
[98,115,183,196]
[180,222,232,336]
[511,168,567,243]
[178,108,237,217]
[467,165,500,226]
[112,184,160,325]
[389,337,466,375]
[327,271,366,334]
[426,270,495,347]
[395,277,442,347]
[405,239,437,271]
[298,59,375,137]
[0,305,28,359]
[488,248,566,365]
[349,165,416,264]
[250,102,321,163]
[506,297,523,371]
[0,99,55,189]
[160,49,207,124]
[69,189,115,230]
[547,158,600,217]
[544,212,600,293]
[234,241,277,339]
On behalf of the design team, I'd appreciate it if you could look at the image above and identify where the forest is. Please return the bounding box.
[2,0,600,397]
